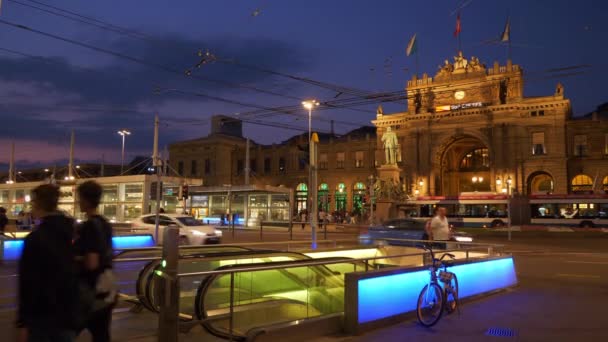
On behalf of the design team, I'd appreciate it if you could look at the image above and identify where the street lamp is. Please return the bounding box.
[506,176,513,195]
[117,129,131,175]
[302,100,320,144]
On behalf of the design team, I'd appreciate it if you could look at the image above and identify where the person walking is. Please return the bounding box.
[16,184,78,342]
[427,207,452,249]
[73,181,116,342]
[0,207,8,234]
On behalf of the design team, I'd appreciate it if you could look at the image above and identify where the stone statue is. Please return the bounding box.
[453,51,468,70]
[437,59,454,77]
[381,126,399,165]
[468,56,485,71]
[555,82,564,96]
[377,104,384,116]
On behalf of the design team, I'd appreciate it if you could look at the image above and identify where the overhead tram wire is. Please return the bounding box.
[0,18,299,101]
[7,0,151,41]
[9,0,398,111]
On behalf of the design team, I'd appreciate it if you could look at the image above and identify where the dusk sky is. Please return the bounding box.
[0,0,606,170]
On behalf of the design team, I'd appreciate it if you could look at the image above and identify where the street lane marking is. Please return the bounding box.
[555,273,600,279]
[565,261,608,265]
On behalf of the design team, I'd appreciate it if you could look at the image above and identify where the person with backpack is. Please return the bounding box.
[16,184,77,342]
[73,181,116,342]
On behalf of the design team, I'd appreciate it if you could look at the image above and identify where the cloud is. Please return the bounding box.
[0,33,312,164]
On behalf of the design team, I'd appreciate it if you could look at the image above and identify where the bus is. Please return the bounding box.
[399,194,510,228]
[529,194,608,228]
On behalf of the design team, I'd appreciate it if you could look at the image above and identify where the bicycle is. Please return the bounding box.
[416,245,460,327]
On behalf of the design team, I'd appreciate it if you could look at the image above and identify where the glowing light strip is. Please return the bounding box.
[357,257,516,323]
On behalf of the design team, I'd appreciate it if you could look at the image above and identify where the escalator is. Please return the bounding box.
[142,250,321,315]
[192,257,360,340]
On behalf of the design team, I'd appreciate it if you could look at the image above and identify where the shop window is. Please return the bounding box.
[571,174,593,193]
[178,161,184,175]
[296,183,308,212]
[355,151,364,168]
[336,152,345,169]
[264,158,271,173]
[319,153,328,170]
[124,184,143,202]
[191,160,197,176]
[573,135,588,157]
[101,185,118,202]
[532,132,546,155]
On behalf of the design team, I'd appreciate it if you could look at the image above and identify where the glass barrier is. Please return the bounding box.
[195,258,354,339]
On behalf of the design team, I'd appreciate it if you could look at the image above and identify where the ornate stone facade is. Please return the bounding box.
[374,53,608,196]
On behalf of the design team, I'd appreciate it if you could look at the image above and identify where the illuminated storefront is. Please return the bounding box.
[0,175,201,222]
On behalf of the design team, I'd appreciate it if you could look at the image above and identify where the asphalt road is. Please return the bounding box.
[0,231,606,341]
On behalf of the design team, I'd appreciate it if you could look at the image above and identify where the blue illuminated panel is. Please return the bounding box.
[2,240,25,260]
[358,257,517,323]
[112,235,155,249]
[2,235,155,260]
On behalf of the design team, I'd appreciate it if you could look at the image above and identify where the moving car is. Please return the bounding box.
[131,214,222,245]
[359,218,473,245]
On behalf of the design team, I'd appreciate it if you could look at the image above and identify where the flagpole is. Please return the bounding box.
[415,49,419,77]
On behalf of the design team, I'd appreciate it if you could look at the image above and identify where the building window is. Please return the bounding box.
[279,157,286,173]
[531,111,537,117]
[538,110,545,116]
[264,158,271,174]
[459,148,490,171]
[236,159,243,175]
[319,153,328,170]
[355,151,364,168]
[532,132,546,155]
[571,174,593,193]
[191,160,197,176]
[295,183,308,212]
[298,153,306,170]
[178,161,184,175]
[336,152,345,169]
[204,159,211,175]
[250,159,257,173]
[573,135,588,157]
[605,134,608,155]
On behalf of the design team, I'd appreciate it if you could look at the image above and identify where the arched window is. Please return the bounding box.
[353,182,366,190]
[571,174,593,193]
[335,183,347,211]
[528,172,554,194]
[352,182,367,214]
[318,183,329,211]
[295,183,308,212]
[603,176,608,191]
[459,148,490,171]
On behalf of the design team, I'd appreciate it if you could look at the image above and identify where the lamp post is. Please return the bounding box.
[302,100,319,249]
[368,174,375,226]
[506,176,513,241]
[117,129,131,175]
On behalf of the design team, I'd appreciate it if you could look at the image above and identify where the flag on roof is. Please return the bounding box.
[406,33,417,56]
[501,17,510,42]
[454,12,462,37]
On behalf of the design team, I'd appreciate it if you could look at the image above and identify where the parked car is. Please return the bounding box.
[131,214,222,245]
[359,218,473,245]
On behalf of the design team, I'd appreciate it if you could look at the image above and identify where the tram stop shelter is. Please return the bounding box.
[186,184,293,228]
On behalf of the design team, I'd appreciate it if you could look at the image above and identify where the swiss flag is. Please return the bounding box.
[454,12,462,37]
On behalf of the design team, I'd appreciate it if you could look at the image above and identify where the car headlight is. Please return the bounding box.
[454,236,473,242]
[215,230,223,236]
[191,230,206,236]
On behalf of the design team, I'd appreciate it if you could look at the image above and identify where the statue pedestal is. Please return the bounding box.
[377,164,401,182]
[373,164,403,223]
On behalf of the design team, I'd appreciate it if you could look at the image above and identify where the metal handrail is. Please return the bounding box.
[177,244,499,278]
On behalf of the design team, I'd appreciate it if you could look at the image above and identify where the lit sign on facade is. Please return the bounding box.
[435,102,485,112]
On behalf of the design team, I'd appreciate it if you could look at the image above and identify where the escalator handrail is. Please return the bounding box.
[143,250,317,313]
[194,256,352,340]
[114,244,254,259]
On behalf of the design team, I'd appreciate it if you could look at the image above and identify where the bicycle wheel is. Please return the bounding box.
[445,273,459,314]
[416,283,444,327]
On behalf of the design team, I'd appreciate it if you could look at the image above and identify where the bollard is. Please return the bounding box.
[157,225,179,342]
